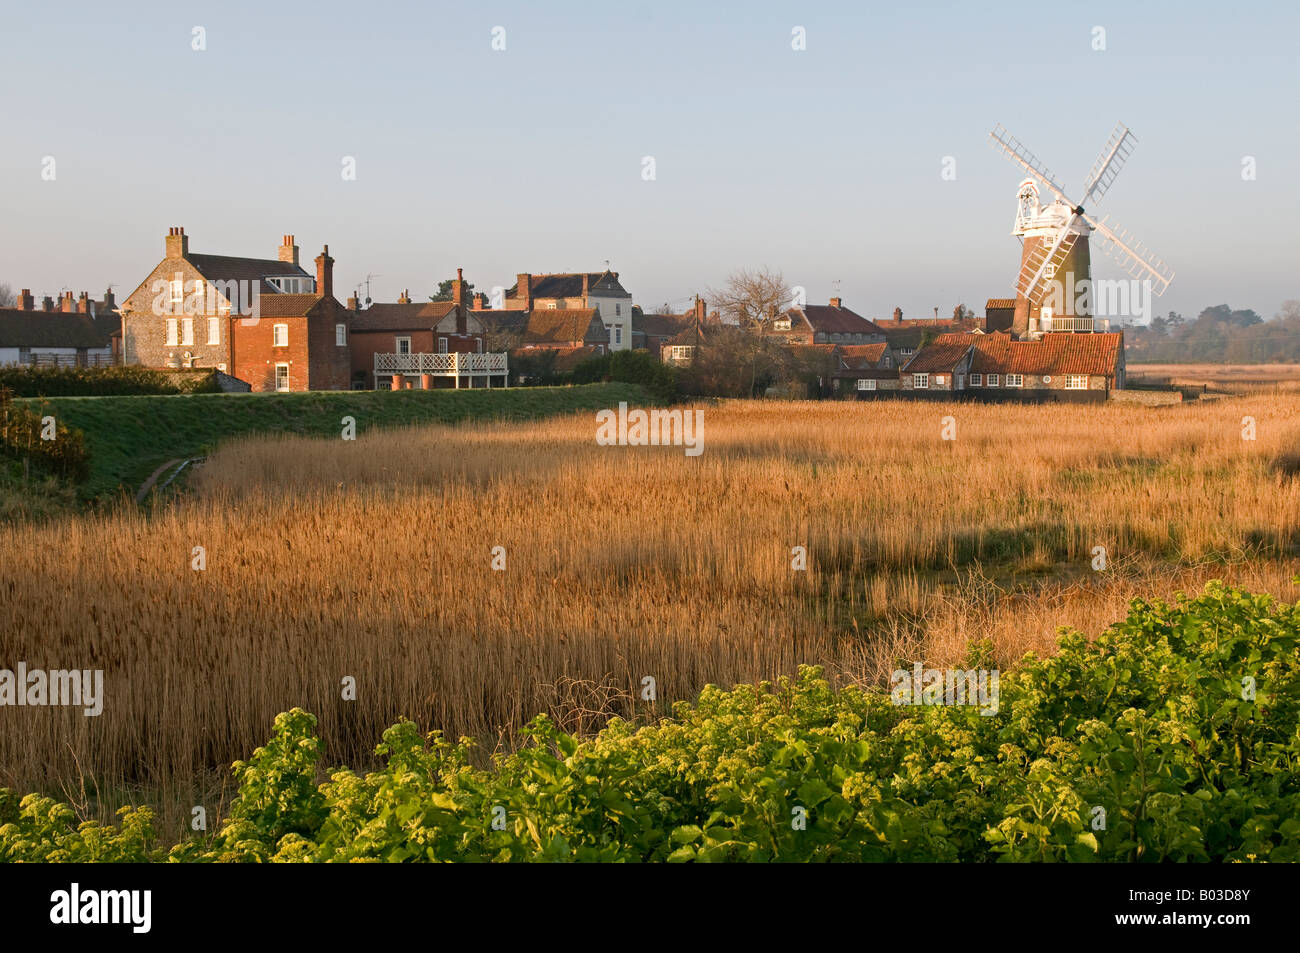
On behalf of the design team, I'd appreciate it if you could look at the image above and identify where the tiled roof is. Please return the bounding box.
[523,309,603,345]
[511,344,601,372]
[507,271,629,300]
[186,253,310,293]
[476,310,529,335]
[0,310,114,348]
[838,343,889,368]
[790,305,886,336]
[902,340,972,373]
[932,331,1124,377]
[252,294,325,318]
[634,311,692,338]
[985,298,1017,310]
[351,301,456,332]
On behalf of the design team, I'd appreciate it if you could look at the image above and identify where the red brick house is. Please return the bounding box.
[348,271,493,389]
[835,343,902,396]
[633,297,707,358]
[119,228,350,391]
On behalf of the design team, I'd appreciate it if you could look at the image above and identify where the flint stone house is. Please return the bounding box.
[835,343,902,396]
[504,270,633,351]
[118,228,351,391]
[901,331,1126,401]
[0,288,119,366]
[899,340,975,393]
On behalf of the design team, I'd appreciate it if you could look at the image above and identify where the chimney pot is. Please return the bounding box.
[77,292,91,314]
[829,297,842,309]
[278,235,299,266]
[165,226,189,259]
[15,289,34,311]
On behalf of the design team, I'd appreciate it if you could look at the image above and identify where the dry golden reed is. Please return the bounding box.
[1,394,1298,829]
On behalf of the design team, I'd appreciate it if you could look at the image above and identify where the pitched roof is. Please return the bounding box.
[350,301,456,332]
[838,343,890,368]
[252,294,326,318]
[510,344,601,372]
[932,331,1124,377]
[789,305,885,336]
[902,340,972,373]
[507,271,629,300]
[186,253,310,293]
[635,311,692,338]
[523,309,603,345]
[476,310,529,336]
[0,310,114,348]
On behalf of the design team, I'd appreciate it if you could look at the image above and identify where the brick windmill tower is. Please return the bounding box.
[988,123,1174,338]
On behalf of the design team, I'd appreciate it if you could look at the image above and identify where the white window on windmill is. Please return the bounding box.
[1041,306,1054,331]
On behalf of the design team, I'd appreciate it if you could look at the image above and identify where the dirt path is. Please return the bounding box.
[134,459,184,504]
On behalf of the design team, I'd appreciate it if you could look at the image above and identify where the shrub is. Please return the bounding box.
[0,388,90,481]
[0,365,221,397]
[3,582,1298,862]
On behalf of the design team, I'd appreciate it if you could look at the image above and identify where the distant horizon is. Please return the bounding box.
[3,0,1295,324]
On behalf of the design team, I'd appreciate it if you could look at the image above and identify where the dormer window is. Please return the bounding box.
[267,276,316,294]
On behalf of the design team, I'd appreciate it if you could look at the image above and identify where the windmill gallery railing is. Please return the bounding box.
[374,351,508,388]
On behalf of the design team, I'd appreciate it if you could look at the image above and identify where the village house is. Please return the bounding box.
[633,297,708,359]
[835,342,902,397]
[770,298,887,345]
[117,228,351,391]
[349,270,502,390]
[0,288,119,367]
[503,270,633,351]
[878,306,985,362]
[900,330,1126,401]
[899,339,975,394]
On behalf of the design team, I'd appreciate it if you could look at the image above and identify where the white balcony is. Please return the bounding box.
[374,351,508,388]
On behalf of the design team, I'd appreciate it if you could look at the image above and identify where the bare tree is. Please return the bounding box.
[706,267,796,396]
[708,266,794,329]
[0,283,14,308]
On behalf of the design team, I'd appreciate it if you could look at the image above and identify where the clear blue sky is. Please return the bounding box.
[2,0,1295,322]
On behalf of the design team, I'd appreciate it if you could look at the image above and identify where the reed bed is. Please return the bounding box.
[2,394,1298,832]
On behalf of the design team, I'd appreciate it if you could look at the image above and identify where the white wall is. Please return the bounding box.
[590,293,632,351]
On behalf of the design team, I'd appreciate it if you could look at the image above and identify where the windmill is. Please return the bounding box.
[988,122,1173,337]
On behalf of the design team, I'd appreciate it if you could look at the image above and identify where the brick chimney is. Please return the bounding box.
[314,245,334,299]
[453,268,466,308]
[397,289,411,305]
[15,289,34,311]
[953,305,962,320]
[694,296,706,321]
[41,296,54,312]
[102,288,116,312]
[165,226,188,259]
[829,297,842,309]
[581,273,590,298]
[278,235,299,266]
[60,292,76,313]
[893,307,903,323]
[473,292,487,310]
[347,294,359,311]
[516,273,532,310]
[77,292,91,314]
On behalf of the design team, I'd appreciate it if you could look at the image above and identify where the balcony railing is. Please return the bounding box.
[374,351,508,376]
